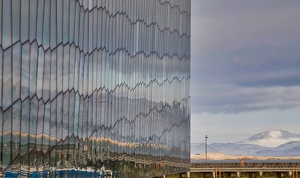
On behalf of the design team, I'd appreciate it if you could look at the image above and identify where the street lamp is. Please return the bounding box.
[205,135,208,163]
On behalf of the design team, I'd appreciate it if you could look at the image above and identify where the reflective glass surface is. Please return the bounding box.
[0,0,190,177]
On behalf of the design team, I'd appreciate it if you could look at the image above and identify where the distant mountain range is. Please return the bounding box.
[191,130,300,156]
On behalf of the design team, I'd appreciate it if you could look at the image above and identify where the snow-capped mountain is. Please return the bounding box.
[191,130,300,156]
[255,141,300,156]
[237,130,300,147]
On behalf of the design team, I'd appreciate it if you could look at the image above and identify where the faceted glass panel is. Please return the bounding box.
[0,1,190,177]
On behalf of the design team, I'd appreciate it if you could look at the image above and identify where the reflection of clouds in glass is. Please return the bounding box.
[2,48,12,110]
[21,42,30,100]
[29,97,38,135]
[36,48,44,99]
[0,0,190,175]
[37,100,45,135]
[29,42,38,98]
[2,0,11,49]
[20,0,29,43]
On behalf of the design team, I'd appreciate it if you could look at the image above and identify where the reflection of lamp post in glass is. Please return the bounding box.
[205,135,208,163]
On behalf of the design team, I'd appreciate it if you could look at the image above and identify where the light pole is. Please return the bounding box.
[205,135,208,163]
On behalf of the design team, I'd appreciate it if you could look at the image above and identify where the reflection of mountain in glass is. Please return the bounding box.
[0,0,191,177]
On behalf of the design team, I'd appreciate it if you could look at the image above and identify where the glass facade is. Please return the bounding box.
[0,0,190,177]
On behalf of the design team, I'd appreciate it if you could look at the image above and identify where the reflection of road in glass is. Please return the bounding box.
[0,0,191,177]
[1,134,190,177]
[4,168,118,178]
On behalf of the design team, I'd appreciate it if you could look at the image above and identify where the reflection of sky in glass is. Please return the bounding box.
[3,49,12,110]
[0,0,190,176]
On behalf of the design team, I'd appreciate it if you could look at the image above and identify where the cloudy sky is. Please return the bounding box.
[191,0,300,143]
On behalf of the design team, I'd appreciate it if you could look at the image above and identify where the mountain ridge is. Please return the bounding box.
[237,130,300,147]
[191,130,300,156]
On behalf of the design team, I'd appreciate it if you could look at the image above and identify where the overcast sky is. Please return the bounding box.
[191,0,300,143]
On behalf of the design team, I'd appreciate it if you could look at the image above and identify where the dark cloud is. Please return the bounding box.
[237,77,300,87]
[193,41,300,87]
[191,41,300,113]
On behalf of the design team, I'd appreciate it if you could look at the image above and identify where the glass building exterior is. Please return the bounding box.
[0,0,190,177]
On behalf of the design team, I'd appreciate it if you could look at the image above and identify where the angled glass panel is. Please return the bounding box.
[78,96,83,140]
[49,100,57,168]
[56,94,63,142]
[69,44,75,90]
[29,0,37,43]
[74,94,80,138]
[43,50,51,102]
[50,49,57,100]
[12,0,21,44]
[92,52,97,91]
[62,92,70,168]
[62,92,69,139]
[63,0,69,44]
[83,55,89,96]
[2,48,12,110]
[12,42,21,103]
[101,10,106,47]
[56,0,63,44]
[63,45,70,92]
[42,102,50,153]
[49,100,56,147]
[56,44,63,93]
[78,7,84,51]
[36,48,44,99]
[50,0,57,49]
[29,96,38,151]
[87,95,93,140]
[88,55,93,95]
[108,14,113,52]
[2,0,11,49]
[78,53,84,95]
[96,50,101,89]
[97,9,102,48]
[73,1,80,46]
[29,42,38,98]
[20,98,29,153]
[82,97,88,140]
[88,8,93,53]
[93,9,97,50]
[92,93,97,137]
[36,100,45,151]
[20,0,29,43]
[0,0,2,45]
[21,42,30,101]
[0,109,2,163]
[83,0,88,10]
[3,109,12,169]
[83,11,89,53]
[69,91,75,137]
[69,0,75,43]
[36,0,44,45]
[73,49,80,92]
[43,0,50,49]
